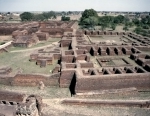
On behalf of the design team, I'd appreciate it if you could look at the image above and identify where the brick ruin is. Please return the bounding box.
[29,45,61,67]
[35,31,49,41]
[130,53,150,72]
[0,21,77,48]
[0,22,39,35]
[0,21,150,111]
[0,67,12,75]
[57,30,150,95]
[13,34,39,48]
[83,30,129,36]
[0,90,43,116]
[1,24,149,94]
[97,58,132,67]
[62,99,150,108]
[12,30,28,38]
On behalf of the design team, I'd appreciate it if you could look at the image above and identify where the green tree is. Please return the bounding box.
[42,11,56,19]
[123,26,128,32]
[80,9,98,24]
[20,12,34,21]
[67,11,72,15]
[132,18,140,25]
[114,15,125,24]
[99,16,114,25]
[111,23,116,30]
[82,16,98,28]
[61,16,70,21]
[142,25,149,29]
[53,15,57,19]
[134,27,142,34]
[101,23,107,31]
[33,14,45,21]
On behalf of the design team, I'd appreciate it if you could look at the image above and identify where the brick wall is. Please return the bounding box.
[0,90,26,102]
[0,76,13,85]
[76,73,150,93]
[59,70,75,87]
[76,55,87,61]
[12,73,59,86]
[80,63,94,68]
[66,63,77,68]
[62,56,75,63]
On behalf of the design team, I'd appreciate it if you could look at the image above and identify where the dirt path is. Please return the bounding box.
[42,98,150,116]
[42,98,102,116]
[10,42,59,53]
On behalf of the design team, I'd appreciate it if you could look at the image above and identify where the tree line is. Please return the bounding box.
[79,9,132,31]
[133,16,150,37]
[20,11,57,21]
[79,9,150,36]
[20,11,71,21]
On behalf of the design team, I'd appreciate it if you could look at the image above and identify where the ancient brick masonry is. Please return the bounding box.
[1,21,150,96]
[97,58,132,67]
[130,53,150,72]
[83,30,127,36]
[76,67,150,93]
[58,29,150,95]
[0,22,39,35]
[12,73,60,87]
[30,45,61,67]
[0,67,12,75]
[35,31,49,41]
[13,34,39,48]
[12,30,28,38]
[9,21,77,48]
[39,21,76,38]
[0,90,43,116]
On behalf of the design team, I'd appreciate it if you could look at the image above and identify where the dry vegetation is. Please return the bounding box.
[0,51,57,74]
[0,37,61,74]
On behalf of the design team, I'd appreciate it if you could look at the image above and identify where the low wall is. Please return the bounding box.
[0,27,18,35]
[76,73,150,93]
[62,56,75,63]
[0,75,13,85]
[59,70,75,87]
[135,46,150,51]
[12,73,60,86]
[80,63,94,68]
[76,55,87,61]
[66,63,77,68]
[0,90,26,102]
[62,99,150,108]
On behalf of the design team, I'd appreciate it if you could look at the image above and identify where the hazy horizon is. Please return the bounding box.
[0,0,150,12]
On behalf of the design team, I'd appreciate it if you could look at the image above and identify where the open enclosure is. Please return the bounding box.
[0,17,150,115]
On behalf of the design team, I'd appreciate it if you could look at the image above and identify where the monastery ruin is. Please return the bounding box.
[0,20,150,115]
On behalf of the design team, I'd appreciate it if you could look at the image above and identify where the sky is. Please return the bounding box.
[0,0,149,12]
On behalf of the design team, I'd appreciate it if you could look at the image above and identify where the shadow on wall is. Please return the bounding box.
[69,73,76,96]
[90,47,94,56]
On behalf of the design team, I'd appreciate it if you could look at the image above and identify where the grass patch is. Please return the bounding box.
[0,84,71,99]
[8,38,61,51]
[0,51,58,74]
[0,42,5,45]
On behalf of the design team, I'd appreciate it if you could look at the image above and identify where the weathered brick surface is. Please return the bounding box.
[80,62,94,68]
[66,63,77,68]
[0,90,26,102]
[0,75,13,85]
[12,73,59,86]
[59,70,75,88]
[76,74,150,93]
